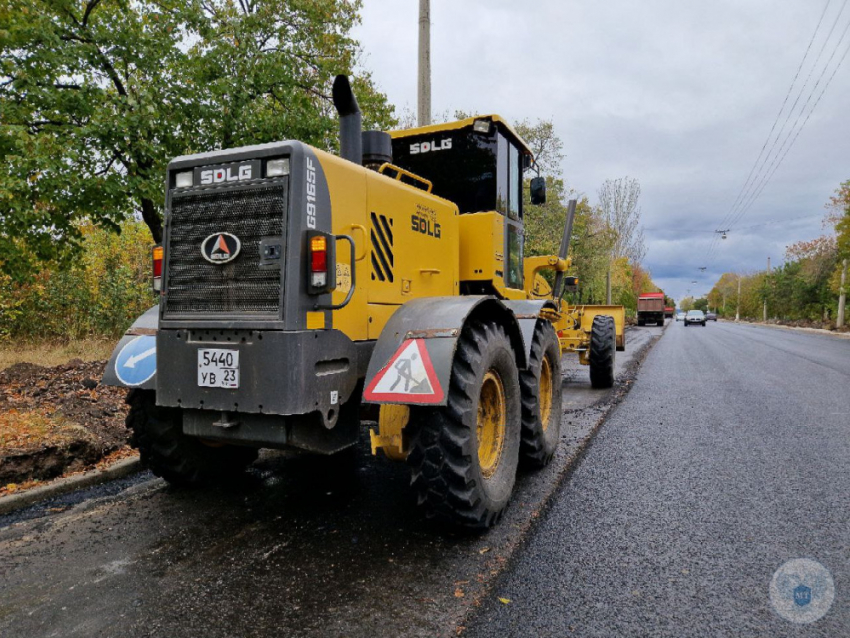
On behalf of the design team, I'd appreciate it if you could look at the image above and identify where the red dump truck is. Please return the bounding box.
[637,292,665,326]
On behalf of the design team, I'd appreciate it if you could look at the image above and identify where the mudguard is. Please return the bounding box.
[101,305,159,390]
[362,296,556,406]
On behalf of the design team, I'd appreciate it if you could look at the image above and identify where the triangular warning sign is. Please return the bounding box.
[364,339,444,404]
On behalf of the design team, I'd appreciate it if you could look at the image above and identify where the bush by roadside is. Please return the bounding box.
[0,221,156,342]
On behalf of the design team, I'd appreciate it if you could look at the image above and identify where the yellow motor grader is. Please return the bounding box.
[103,75,624,529]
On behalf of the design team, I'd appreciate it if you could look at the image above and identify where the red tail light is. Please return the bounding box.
[152,245,163,292]
[306,231,336,294]
[310,235,328,288]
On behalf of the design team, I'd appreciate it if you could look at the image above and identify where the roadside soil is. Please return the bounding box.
[0,359,133,492]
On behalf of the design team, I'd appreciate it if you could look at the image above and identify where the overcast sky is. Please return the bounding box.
[352,0,850,303]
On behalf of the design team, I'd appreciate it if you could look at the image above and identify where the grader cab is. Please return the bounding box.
[103,75,624,529]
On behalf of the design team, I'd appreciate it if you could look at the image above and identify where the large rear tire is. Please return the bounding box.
[126,389,258,486]
[407,321,521,529]
[519,321,562,468]
[589,315,616,389]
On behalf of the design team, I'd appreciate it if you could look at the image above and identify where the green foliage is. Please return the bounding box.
[829,180,850,260]
[0,0,394,279]
[515,119,658,311]
[693,298,708,312]
[0,222,156,341]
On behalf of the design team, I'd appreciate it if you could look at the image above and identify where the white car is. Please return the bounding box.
[684,310,706,326]
[676,312,686,322]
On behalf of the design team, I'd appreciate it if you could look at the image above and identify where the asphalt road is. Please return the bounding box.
[466,320,850,637]
[0,325,661,638]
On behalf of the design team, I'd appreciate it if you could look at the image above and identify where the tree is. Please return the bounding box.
[828,179,850,259]
[0,0,394,279]
[515,119,613,304]
[597,177,646,265]
[708,272,740,316]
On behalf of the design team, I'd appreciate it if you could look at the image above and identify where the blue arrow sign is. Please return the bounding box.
[114,335,157,386]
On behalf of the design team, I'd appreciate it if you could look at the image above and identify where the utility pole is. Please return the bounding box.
[417,0,431,126]
[735,276,741,322]
[838,258,847,329]
[763,256,770,322]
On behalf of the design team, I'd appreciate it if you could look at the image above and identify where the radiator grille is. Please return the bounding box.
[370,212,394,282]
[164,183,286,316]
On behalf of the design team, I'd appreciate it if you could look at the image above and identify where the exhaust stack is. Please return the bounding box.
[332,75,362,165]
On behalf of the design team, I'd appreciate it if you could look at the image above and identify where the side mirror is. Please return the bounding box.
[530,176,546,205]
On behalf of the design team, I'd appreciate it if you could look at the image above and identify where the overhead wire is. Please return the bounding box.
[722,0,848,233]
[726,20,850,230]
[710,0,834,242]
[701,0,849,268]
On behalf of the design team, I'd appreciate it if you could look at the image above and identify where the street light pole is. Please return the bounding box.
[763,256,770,322]
[417,0,431,126]
[736,276,741,322]
[838,258,847,329]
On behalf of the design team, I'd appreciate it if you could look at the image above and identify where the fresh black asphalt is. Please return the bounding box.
[466,321,849,637]
[0,328,660,638]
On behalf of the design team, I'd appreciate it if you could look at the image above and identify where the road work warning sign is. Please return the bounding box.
[364,339,444,403]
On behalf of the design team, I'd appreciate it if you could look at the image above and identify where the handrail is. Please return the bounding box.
[377,163,433,193]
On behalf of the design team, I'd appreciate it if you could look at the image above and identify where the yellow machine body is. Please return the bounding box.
[309,148,460,342]
[357,117,625,460]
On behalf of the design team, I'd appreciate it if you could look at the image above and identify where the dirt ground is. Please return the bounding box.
[0,359,132,491]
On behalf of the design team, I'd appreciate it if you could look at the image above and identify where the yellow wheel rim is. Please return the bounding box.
[539,356,553,431]
[477,370,507,479]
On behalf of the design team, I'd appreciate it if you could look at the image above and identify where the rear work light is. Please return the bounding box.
[152,245,164,292]
[266,158,290,177]
[175,171,193,188]
[306,231,336,295]
[473,118,491,134]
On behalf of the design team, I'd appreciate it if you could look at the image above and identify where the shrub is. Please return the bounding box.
[0,222,156,341]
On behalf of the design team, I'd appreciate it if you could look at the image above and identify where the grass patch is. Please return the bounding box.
[0,338,115,371]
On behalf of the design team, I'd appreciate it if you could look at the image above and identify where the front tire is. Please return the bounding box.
[589,315,616,389]
[407,321,521,529]
[126,389,258,486]
[519,321,562,468]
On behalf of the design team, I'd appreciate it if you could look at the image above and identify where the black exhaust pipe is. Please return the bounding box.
[332,75,362,165]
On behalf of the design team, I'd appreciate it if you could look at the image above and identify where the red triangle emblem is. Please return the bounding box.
[215,235,231,255]
[364,339,444,404]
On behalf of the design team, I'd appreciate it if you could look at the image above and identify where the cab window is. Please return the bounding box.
[505,223,523,289]
[508,143,521,220]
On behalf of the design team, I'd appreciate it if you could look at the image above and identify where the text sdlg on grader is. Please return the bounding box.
[103,76,625,529]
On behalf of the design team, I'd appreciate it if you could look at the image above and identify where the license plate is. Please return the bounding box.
[197,348,239,388]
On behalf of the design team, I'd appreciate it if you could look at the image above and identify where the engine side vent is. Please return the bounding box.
[370,212,394,283]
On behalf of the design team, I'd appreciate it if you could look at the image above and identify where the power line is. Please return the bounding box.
[645,213,825,235]
[727,18,850,230]
[712,0,834,240]
[724,0,849,232]
[702,1,849,268]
